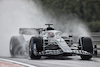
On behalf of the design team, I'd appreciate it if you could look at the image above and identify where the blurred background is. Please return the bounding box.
[40,0,100,32]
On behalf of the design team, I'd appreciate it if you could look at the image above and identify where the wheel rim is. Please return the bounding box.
[29,44,31,52]
[33,43,37,55]
[29,41,37,56]
[29,41,32,56]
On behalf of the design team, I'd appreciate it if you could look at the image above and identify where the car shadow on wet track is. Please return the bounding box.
[28,56,78,61]
[1,56,100,63]
[28,56,100,62]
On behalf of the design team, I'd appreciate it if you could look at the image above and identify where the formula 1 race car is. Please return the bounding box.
[10,24,93,60]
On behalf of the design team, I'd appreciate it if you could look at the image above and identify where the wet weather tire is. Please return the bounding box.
[79,37,93,60]
[10,36,25,57]
[29,37,43,59]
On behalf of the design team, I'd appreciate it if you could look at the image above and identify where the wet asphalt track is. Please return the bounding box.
[1,56,100,67]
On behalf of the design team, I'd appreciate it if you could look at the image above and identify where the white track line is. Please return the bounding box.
[0,58,36,67]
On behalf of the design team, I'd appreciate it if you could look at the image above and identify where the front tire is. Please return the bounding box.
[29,37,43,59]
[79,37,93,60]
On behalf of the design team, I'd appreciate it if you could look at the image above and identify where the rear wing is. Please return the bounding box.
[19,28,43,35]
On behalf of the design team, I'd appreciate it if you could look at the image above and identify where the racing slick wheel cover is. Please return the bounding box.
[10,36,25,57]
[79,37,93,60]
[29,37,43,59]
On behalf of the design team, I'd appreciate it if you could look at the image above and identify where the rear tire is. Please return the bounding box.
[10,36,25,57]
[29,37,43,59]
[79,37,93,60]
